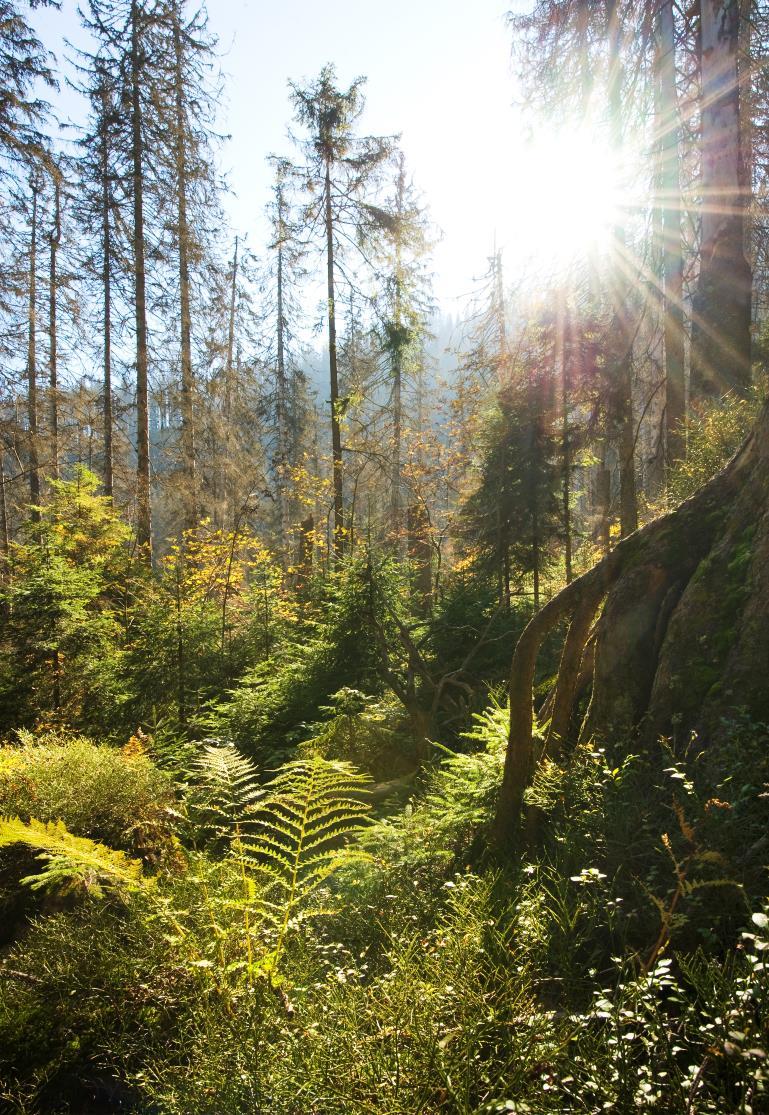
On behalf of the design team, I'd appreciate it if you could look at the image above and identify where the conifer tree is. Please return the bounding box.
[0,3,56,519]
[0,1,56,184]
[289,65,392,560]
[72,53,121,499]
[26,174,41,512]
[264,157,307,562]
[79,0,168,558]
[461,339,561,609]
[653,0,685,470]
[375,152,433,546]
[47,169,61,480]
[155,0,222,531]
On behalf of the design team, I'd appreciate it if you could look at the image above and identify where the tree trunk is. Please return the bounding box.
[390,270,403,546]
[223,236,238,529]
[0,450,9,570]
[493,249,509,387]
[48,176,60,481]
[557,287,572,583]
[691,0,752,398]
[654,0,686,469]
[172,8,197,530]
[296,513,314,590]
[491,400,768,849]
[275,209,291,563]
[100,79,114,500]
[325,158,344,560]
[27,179,40,514]
[606,0,638,537]
[391,343,403,543]
[595,452,612,554]
[407,503,432,616]
[131,0,152,560]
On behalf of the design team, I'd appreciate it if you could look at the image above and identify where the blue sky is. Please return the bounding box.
[32,0,528,306]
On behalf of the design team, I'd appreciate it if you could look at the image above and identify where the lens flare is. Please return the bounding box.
[507,128,630,273]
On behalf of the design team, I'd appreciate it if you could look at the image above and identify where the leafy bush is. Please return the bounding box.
[667,388,762,505]
[0,898,202,1113]
[0,468,134,733]
[549,920,769,1113]
[206,556,405,762]
[0,732,176,944]
[0,731,175,859]
[299,687,418,780]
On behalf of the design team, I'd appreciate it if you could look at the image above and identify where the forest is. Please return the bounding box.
[0,0,768,1111]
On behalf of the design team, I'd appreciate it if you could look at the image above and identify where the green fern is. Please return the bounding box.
[0,816,146,897]
[241,756,372,978]
[186,740,263,845]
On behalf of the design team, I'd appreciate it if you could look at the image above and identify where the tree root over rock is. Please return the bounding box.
[491,405,769,847]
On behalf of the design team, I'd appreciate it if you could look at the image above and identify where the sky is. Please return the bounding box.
[32,0,535,310]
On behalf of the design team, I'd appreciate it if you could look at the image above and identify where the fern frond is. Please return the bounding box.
[239,757,372,978]
[187,741,263,844]
[0,816,146,897]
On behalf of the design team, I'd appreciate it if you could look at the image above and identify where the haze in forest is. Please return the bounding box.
[2,1,769,1111]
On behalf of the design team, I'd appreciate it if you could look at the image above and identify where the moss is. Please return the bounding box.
[663,523,757,732]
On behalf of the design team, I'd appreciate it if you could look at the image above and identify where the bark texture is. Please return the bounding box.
[654,0,686,468]
[691,0,752,398]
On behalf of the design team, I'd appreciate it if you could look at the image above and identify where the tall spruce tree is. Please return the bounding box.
[80,0,164,558]
[155,0,222,531]
[289,64,392,560]
[375,152,433,547]
[461,346,561,610]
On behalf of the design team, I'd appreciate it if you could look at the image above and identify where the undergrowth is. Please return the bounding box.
[0,710,767,1113]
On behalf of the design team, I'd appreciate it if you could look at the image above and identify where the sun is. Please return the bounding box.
[506,128,626,274]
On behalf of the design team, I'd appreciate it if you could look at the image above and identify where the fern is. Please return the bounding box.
[186,740,263,845]
[241,756,372,978]
[0,816,146,897]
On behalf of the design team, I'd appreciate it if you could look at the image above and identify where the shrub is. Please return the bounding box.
[0,731,175,859]
[0,732,176,943]
[299,688,419,780]
[667,388,762,506]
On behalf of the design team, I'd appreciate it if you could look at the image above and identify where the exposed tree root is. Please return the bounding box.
[491,409,765,848]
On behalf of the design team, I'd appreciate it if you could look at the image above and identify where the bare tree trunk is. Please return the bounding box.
[100,77,114,499]
[131,0,152,560]
[27,178,40,514]
[0,450,9,568]
[606,0,638,537]
[223,236,238,529]
[655,0,686,469]
[172,7,197,529]
[275,210,291,562]
[390,219,403,542]
[557,287,572,582]
[48,176,60,481]
[391,347,403,540]
[532,492,541,609]
[325,158,344,560]
[296,513,314,590]
[407,503,432,616]
[691,0,752,398]
[493,249,509,387]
